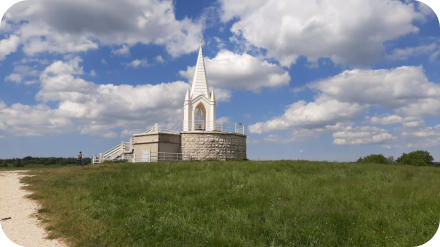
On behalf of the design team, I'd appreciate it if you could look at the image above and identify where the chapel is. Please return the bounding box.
[93,44,246,163]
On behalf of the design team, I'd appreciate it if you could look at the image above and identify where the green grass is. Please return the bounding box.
[21,161,440,247]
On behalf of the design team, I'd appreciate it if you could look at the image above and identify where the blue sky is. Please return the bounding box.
[0,0,439,161]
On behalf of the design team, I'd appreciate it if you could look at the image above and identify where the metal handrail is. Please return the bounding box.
[188,120,245,134]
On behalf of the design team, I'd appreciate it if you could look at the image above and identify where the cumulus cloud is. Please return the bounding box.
[5,0,202,57]
[0,102,71,136]
[366,115,425,128]
[402,125,440,148]
[112,45,130,56]
[387,43,440,61]
[180,49,290,92]
[249,65,440,145]
[128,59,148,68]
[367,115,403,125]
[249,98,363,134]
[403,125,440,138]
[0,58,192,137]
[220,0,424,66]
[333,126,394,145]
[0,35,20,60]
[5,64,40,84]
[310,66,440,116]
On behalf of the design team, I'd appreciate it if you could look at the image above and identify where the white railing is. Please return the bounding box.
[143,123,180,134]
[143,122,246,135]
[216,122,245,135]
[92,155,100,164]
[189,120,245,135]
[132,152,192,163]
[92,141,131,164]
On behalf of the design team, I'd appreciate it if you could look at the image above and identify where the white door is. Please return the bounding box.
[141,150,150,162]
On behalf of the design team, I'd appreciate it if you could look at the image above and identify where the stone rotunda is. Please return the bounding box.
[93,44,247,163]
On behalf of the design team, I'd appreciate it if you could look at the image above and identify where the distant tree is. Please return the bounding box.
[23,156,33,161]
[396,150,434,166]
[357,154,390,164]
[15,159,24,167]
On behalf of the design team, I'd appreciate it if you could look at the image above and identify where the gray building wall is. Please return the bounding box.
[132,132,181,162]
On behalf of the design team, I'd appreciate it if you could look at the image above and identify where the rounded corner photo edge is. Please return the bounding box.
[416,222,440,247]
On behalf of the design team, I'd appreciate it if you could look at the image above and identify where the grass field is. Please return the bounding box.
[21,161,440,247]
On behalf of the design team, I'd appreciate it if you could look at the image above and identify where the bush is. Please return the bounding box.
[14,160,24,167]
[357,154,390,164]
[396,150,434,166]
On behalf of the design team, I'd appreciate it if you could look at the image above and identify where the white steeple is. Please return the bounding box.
[183,42,216,132]
[190,43,210,98]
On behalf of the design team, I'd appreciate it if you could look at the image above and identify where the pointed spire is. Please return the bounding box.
[210,88,215,102]
[190,42,210,98]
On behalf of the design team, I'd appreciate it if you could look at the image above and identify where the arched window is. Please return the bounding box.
[194,103,206,130]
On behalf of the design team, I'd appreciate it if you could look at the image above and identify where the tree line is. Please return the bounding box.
[357,150,437,166]
[0,156,91,167]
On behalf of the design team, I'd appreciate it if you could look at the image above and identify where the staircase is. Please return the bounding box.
[92,141,131,164]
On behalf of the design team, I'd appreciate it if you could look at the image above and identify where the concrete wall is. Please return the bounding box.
[132,132,181,162]
[181,131,246,160]
[158,133,181,153]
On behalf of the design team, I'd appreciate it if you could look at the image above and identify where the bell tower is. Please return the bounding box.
[183,44,216,131]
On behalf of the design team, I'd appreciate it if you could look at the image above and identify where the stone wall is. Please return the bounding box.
[181,131,246,160]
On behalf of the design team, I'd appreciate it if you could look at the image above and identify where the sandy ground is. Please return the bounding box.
[0,171,66,247]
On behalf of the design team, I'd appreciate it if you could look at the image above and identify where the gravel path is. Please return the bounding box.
[0,171,66,247]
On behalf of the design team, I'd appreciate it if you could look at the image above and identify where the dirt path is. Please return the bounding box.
[0,171,66,247]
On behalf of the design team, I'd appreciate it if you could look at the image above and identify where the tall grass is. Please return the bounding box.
[22,161,440,247]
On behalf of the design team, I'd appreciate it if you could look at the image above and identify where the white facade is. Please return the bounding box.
[183,45,216,131]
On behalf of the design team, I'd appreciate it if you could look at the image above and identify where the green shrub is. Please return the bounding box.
[15,160,24,167]
[357,154,390,164]
[396,150,434,166]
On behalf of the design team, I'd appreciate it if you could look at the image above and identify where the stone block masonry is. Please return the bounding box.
[181,131,247,160]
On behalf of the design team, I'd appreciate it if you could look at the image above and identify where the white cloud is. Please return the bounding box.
[333,126,394,145]
[180,49,290,92]
[387,43,440,61]
[155,55,165,63]
[249,98,363,134]
[213,88,231,102]
[0,102,71,136]
[402,125,440,148]
[5,0,202,57]
[0,58,192,137]
[402,125,440,138]
[402,119,423,128]
[249,65,440,146]
[216,117,230,125]
[5,73,22,83]
[0,35,20,60]
[220,0,424,66]
[112,45,130,56]
[367,115,403,125]
[128,59,148,68]
[366,115,426,128]
[311,66,440,116]
[5,64,40,84]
